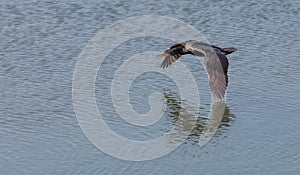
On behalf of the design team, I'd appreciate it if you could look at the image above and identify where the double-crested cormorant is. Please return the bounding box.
[157,40,237,100]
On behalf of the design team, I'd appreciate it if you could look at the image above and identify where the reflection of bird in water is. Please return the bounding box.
[157,40,237,100]
[163,91,235,144]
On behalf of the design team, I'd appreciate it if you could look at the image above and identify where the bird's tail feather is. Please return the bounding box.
[221,47,237,55]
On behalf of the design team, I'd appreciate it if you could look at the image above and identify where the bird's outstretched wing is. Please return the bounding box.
[157,44,184,68]
[204,51,229,100]
[161,54,182,68]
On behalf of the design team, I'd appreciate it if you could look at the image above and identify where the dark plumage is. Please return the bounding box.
[157,40,237,100]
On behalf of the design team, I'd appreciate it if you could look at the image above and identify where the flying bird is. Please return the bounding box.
[157,40,237,100]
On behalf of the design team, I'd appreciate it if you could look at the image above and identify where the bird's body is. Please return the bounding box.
[157,40,237,100]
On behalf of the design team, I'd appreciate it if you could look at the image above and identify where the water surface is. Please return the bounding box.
[1,0,300,174]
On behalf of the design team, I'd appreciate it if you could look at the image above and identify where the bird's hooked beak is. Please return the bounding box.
[156,51,168,57]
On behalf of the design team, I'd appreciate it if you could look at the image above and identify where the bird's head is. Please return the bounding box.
[156,43,193,57]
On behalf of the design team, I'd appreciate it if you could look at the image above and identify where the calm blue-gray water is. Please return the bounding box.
[1,0,300,174]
